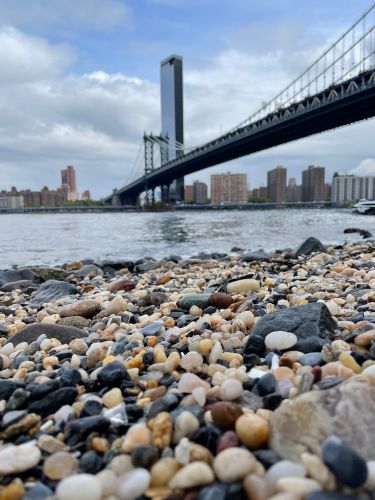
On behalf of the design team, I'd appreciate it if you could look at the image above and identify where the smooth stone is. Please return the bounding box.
[180,351,204,371]
[0,268,37,286]
[0,444,41,475]
[276,477,321,496]
[216,430,240,453]
[322,435,368,488]
[247,302,336,354]
[0,279,36,291]
[178,294,211,311]
[24,482,53,500]
[57,316,90,328]
[75,264,103,277]
[270,378,375,461]
[56,473,102,500]
[108,278,136,292]
[97,361,129,387]
[252,372,277,396]
[122,423,151,452]
[178,372,210,393]
[27,266,68,281]
[267,460,306,485]
[244,474,273,500]
[299,353,323,366]
[141,322,163,336]
[70,415,110,436]
[6,323,87,346]
[265,331,297,351]
[227,278,260,294]
[168,461,214,488]
[30,280,77,308]
[213,447,256,482]
[59,299,101,318]
[102,388,123,408]
[197,483,227,500]
[29,387,78,417]
[43,451,78,479]
[235,413,269,450]
[208,293,234,309]
[210,402,243,430]
[131,445,159,469]
[173,411,200,443]
[306,493,357,500]
[117,468,151,500]
[150,458,181,487]
[220,378,243,401]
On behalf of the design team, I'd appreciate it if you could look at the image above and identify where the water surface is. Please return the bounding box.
[1,209,374,268]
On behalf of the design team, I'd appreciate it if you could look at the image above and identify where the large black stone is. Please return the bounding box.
[245,302,336,354]
[97,362,129,387]
[28,387,78,417]
[322,435,368,488]
[294,237,325,256]
[30,280,77,308]
[0,380,24,400]
[28,379,60,400]
[131,445,159,469]
[70,415,110,436]
[7,323,88,346]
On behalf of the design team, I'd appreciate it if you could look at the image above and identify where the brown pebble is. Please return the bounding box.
[108,279,136,292]
[210,402,243,430]
[208,293,234,309]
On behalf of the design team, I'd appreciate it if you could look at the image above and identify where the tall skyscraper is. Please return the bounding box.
[61,165,77,193]
[160,55,184,203]
[193,181,208,204]
[211,173,248,204]
[302,165,325,201]
[267,166,287,202]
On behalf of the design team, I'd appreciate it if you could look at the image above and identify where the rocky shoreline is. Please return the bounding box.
[0,237,375,499]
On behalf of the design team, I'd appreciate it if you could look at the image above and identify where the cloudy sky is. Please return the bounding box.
[0,0,374,198]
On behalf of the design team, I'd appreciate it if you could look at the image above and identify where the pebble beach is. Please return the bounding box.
[1,236,375,499]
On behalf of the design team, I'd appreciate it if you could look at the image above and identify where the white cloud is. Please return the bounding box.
[0,27,74,84]
[349,158,375,177]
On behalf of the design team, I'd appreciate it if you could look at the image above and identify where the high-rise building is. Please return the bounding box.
[302,165,325,201]
[287,177,302,202]
[211,173,248,204]
[184,185,193,201]
[267,166,287,202]
[61,166,77,193]
[193,181,208,204]
[160,55,184,203]
[331,174,375,202]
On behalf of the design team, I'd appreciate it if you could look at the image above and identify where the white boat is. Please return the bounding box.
[352,199,375,214]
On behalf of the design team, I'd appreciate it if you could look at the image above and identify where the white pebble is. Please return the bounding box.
[265,331,297,350]
[56,473,102,500]
[0,444,41,475]
[267,460,306,485]
[117,468,150,500]
[220,378,243,401]
[213,447,256,482]
[169,461,214,488]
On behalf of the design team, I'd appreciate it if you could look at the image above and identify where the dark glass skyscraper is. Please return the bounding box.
[160,55,184,202]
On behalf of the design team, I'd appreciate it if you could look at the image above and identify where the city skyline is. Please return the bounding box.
[0,1,374,197]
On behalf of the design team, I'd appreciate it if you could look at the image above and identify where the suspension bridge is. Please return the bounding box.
[106,4,375,206]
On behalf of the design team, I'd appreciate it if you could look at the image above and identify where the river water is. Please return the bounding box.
[1,209,374,268]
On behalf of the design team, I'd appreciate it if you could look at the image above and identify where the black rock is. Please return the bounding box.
[263,392,283,411]
[253,449,282,469]
[343,227,372,239]
[0,380,24,400]
[12,354,29,369]
[29,387,78,417]
[198,483,227,500]
[322,435,368,488]
[243,334,266,356]
[126,404,144,421]
[0,269,38,287]
[131,445,159,468]
[204,306,217,314]
[294,237,325,256]
[0,324,9,335]
[60,368,83,387]
[147,393,180,420]
[5,387,28,411]
[225,481,246,500]
[79,450,104,474]
[7,323,88,346]
[191,424,221,454]
[252,372,276,396]
[176,314,195,328]
[81,399,103,418]
[24,482,53,500]
[30,280,77,308]
[97,362,129,387]
[246,302,336,354]
[28,379,60,401]
[0,279,37,292]
[70,415,110,436]
[241,250,272,262]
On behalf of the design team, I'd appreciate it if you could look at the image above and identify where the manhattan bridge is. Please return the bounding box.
[106,4,375,206]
